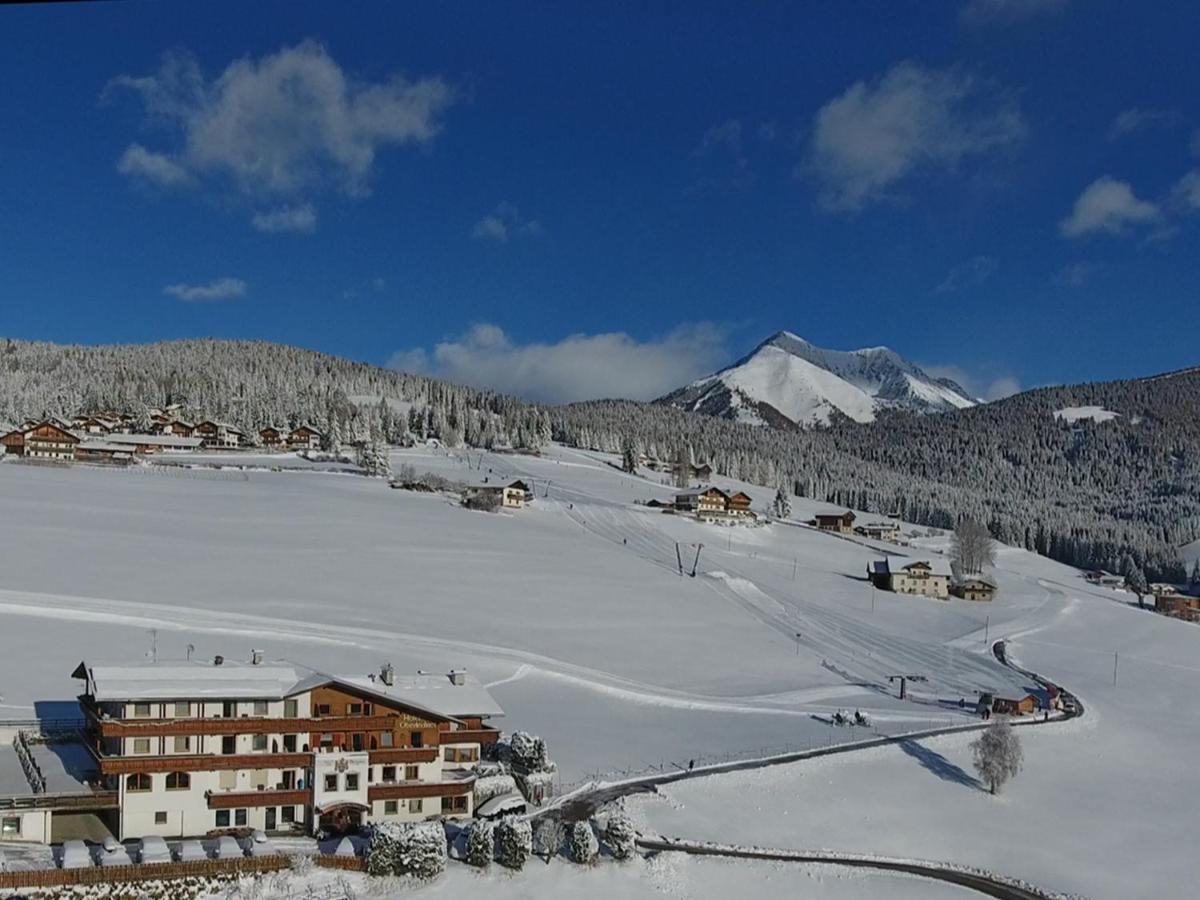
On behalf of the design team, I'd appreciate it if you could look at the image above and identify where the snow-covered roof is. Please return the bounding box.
[76,658,503,720]
[873,557,952,578]
[77,441,133,453]
[105,433,204,448]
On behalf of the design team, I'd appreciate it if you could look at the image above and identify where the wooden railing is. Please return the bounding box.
[0,854,291,891]
[207,788,310,809]
[90,713,406,738]
[367,778,474,801]
[442,728,500,744]
[367,747,438,764]
[0,790,118,811]
[98,752,312,775]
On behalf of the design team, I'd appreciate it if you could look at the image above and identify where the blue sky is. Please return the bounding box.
[0,0,1197,403]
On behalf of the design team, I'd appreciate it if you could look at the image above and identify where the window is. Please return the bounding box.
[283,735,297,752]
[235,809,247,827]
[155,811,168,825]
[132,738,151,754]
[222,702,236,718]
[253,700,268,716]
[2,817,20,836]
[319,734,333,750]
[173,702,190,717]
[381,766,396,783]
[363,703,373,716]
[347,703,362,715]
[324,774,338,791]
[222,736,236,755]
[126,773,151,792]
[133,703,152,718]
[252,734,268,752]
[281,805,295,824]
[351,733,363,752]
[345,773,359,791]
[216,810,230,828]
[173,736,190,753]
[410,731,423,748]
[253,769,268,789]
[408,798,422,814]
[380,732,394,748]
[441,796,468,814]
[316,704,331,716]
[404,765,419,781]
[219,770,237,790]
[165,772,190,790]
[283,699,298,718]
[384,800,398,814]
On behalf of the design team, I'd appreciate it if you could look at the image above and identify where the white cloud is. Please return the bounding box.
[106,41,454,226]
[389,323,728,403]
[1172,170,1200,211]
[117,143,193,187]
[1107,107,1178,141]
[471,203,542,242]
[935,255,998,293]
[251,203,317,233]
[163,277,247,302]
[806,61,1025,212]
[922,363,1021,403]
[960,0,1068,26]
[1059,175,1159,237]
[1052,261,1101,287]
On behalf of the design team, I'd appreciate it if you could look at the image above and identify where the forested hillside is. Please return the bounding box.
[2,337,1196,580]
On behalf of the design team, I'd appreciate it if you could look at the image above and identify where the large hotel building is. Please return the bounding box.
[71,655,503,840]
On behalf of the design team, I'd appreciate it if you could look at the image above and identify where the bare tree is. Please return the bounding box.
[971,717,1023,794]
[952,516,995,574]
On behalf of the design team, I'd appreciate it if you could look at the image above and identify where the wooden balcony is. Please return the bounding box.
[367,779,474,801]
[207,788,311,810]
[97,752,312,776]
[367,748,438,764]
[89,712,404,738]
[442,728,500,745]
[0,791,118,812]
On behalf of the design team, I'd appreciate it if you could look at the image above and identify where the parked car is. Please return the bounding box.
[213,835,244,859]
[58,839,92,869]
[174,839,207,862]
[138,835,171,864]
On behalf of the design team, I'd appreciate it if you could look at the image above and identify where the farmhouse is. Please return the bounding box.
[1155,592,1200,623]
[463,480,529,510]
[814,510,856,533]
[75,441,134,465]
[674,487,729,514]
[992,695,1039,716]
[156,420,195,437]
[869,558,951,599]
[951,575,997,602]
[287,425,324,451]
[726,491,753,517]
[22,422,81,462]
[856,521,901,542]
[1084,570,1125,587]
[1,429,26,456]
[67,656,504,842]
[193,421,244,449]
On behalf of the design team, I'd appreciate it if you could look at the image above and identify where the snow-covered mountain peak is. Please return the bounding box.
[658,331,976,428]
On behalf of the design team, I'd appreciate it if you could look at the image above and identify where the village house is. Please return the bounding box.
[68,655,504,842]
[726,491,753,518]
[1084,570,1125,587]
[104,433,205,454]
[814,510,856,533]
[992,694,1039,716]
[856,521,901,542]
[1154,592,1200,623]
[21,422,81,462]
[463,480,530,510]
[193,421,244,449]
[675,486,729,515]
[1,428,26,456]
[71,415,119,435]
[951,575,997,602]
[287,425,324,451]
[869,558,952,599]
[155,420,195,437]
[74,441,135,465]
[259,426,285,449]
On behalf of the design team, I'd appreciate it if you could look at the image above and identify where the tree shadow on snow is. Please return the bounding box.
[897,739,983,791]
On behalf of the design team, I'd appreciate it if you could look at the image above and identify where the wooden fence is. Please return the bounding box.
[0,854,292,890]
[313,855,366,872]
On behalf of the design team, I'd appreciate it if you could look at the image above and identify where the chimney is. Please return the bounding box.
[449,669,466,686]
[381,663,394,686]
[251,649,263,666]
[213,655,224,667]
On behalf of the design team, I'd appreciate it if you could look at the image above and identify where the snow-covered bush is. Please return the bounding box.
[465,819,494,867]
[509,730,554,774]
[474,772,518,807]
[516,770,556,805]
[532,818,565,862]
[494,816,532,870]
[397,821,447,880]
[567,820,598,864]
[366,821,402,876]
[604,808,637,861]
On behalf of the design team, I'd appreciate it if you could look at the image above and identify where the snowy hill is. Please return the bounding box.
[657,331,976,427]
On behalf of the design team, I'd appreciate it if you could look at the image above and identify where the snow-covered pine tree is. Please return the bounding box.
[532,818,565,862]
[465,819,494,868]
[773,485,792,519]
[604,807,637,861]
[366,822,403,876]
[494,816,532,870]
[396,821,447,880]
[566,820,598,864]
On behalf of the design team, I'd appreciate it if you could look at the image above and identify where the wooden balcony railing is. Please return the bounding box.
[367,748,438,764]
[89,712,408,738]
[441,728,500,745]
[367,779,474,801]
[206,788,310,810]
[0,791,118,812]
[97,752,312,776]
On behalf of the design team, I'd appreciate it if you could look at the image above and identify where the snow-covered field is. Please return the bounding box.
[0,444,1195,898]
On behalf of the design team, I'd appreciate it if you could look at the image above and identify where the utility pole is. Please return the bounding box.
[983,615,989,648]
[1113,650,1119,687]
[676,542,684,577]
[792,557,798,581]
